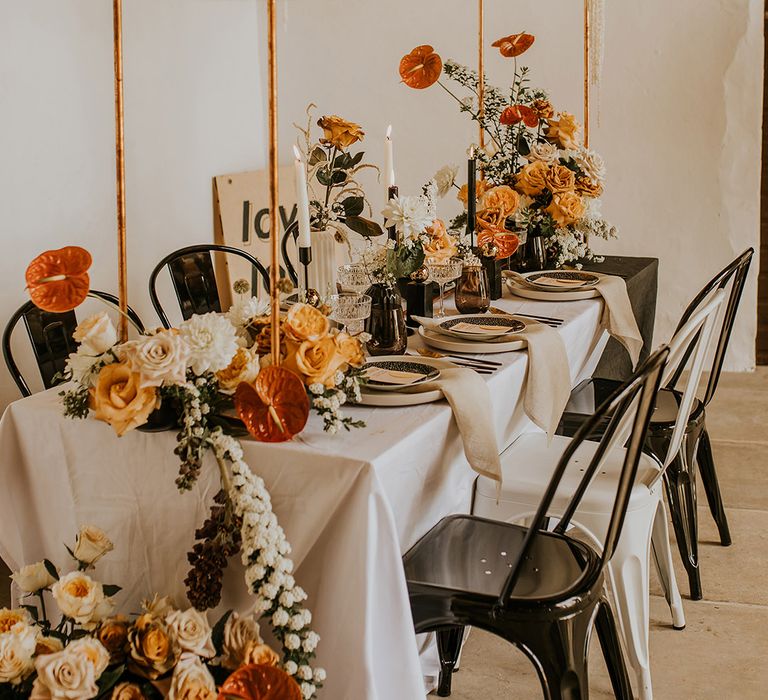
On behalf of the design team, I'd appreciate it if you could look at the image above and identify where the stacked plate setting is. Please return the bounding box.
[504,269,602,301]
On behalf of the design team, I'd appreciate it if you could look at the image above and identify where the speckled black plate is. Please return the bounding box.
[527,270,599,289]
[437,314,524,340]
[363,359,441,391]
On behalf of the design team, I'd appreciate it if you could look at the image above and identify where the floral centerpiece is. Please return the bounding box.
[20,246,374,698]
[0,526,321,699]
[399,34,617,267]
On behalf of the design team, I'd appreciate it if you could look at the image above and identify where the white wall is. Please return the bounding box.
[0,0,762,408]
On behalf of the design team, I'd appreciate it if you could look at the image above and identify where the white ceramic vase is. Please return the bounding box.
[307,228,339,298]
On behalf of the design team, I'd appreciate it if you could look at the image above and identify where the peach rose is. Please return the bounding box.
[514,161,549,197]
[112,682,146,700]
[73,525,114,566]
[168,654,216,700]
[283,336,347,388]
[51,572,112,627]
[545,112,580,150]
[216,347,260,395]
[127,613,180,680]
[0,609,31,635]
[10,563,55,594]
[575,176,604,198]
[220,612,262,670]
[477,185,520,229]
[97,616,130,664]
[284,304,329,343]
[317,115,364,149]
[544,164,576,193]
[34,636,63,658]
[90,363,158,436]
[423,219,458,262]
[72,312,118,356]
[165,608,215,658]
[334,332,365,368]
[242,641,280,667]
[546,192,586,227]
[531,98,554,119]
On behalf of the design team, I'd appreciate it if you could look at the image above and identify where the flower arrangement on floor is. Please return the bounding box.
[399,34,617,267]
[21,247,363,699]
[294,104,385,243]
[1,526,321,699]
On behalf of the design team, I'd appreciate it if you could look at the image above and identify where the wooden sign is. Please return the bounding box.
[212,167,298,308]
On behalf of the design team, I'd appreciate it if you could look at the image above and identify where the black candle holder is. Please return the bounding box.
[298,246,316,301]
[403,280,434,326]
[387,185,399,242]
[473,246,503,300]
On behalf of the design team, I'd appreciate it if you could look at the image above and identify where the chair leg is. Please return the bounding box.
[664,449,703,600]
[504,612,593,700]
[595,599,634,700]
[650,498,686,629]
[695,425,732,546]
[436,625,465,697]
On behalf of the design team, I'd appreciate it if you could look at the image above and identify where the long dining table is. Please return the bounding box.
[0,289,611,699]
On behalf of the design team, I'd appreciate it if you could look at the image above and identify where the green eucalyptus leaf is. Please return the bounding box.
[345,216,384,238]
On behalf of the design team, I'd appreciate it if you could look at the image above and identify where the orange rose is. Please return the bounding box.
[531,98,554,119]
[90,363,157,436]
[544,164,576,193]
[283,303,329,343]
[283,336,347,387]
[423,219,458,262]
[216,347,260,394]
[575,176,604,198]
[242,642,280,667]
[479,185,520,220]
[334,332,365,368]
[457,179,491,207]
[514,161,549,197]
[317,115,364,149]
[545,112,580,150]
[546,192,586,227]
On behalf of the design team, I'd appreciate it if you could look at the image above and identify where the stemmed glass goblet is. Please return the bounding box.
[427,259,464,318]
[337,263,372,295]
[327,293,372,335]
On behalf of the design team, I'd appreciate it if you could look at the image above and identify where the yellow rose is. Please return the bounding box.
[73,525,114,566]
[514,161,549,197]
[127,614,180,680]
[51,572,112,627]
[545,112,580,150]
[97,616,130,664]
[112,682,146,700]
[10,562,56,594]
[90,363,158,436]
[242,641,280,667]
[283,336,347,387]
[284,303,329,343]
[0,609,31,635]
[317,115,365,149]
[457,179,491,207]
[544,164,576,193]
[545,192,586,227]
[575,176,604,198]
[216,347,261,395]
[423,219,458,263]
[334,332,365,368]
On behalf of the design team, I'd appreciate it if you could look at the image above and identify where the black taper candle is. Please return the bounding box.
[466,155,477,248]
[387,185,399,242]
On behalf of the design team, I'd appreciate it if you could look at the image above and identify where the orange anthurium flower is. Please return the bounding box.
[478,228,520,260]
[235,366,309,443]
[217,664,302,700]
[492,32,535,58]
[500,105,539,128]
[25,246,92,313]
[399,45,443,89]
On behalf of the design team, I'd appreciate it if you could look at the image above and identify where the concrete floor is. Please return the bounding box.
[447,369,768,699]
[1,370,766,697]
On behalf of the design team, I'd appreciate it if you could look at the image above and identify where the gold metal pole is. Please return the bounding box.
[267,0,281,366]
[112,0,128,342]
[478,0,485,156]
[583,0,590,149]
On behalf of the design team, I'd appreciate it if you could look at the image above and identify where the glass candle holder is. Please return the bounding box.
[455,264,491,314]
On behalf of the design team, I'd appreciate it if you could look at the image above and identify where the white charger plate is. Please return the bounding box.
[435,314,525,341]
[505,272,602,301]
[418,325,527,354]
[356,355,450,406]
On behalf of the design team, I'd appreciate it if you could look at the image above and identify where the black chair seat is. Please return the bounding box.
[404,515,595,602]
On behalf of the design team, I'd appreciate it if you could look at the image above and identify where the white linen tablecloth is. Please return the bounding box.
[0,292,608,700]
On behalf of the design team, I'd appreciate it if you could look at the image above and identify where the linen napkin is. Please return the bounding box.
[413,316,571,439]
[594,275,643,368]
[401,367,502,484]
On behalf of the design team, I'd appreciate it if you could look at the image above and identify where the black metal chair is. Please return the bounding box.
[403,347,669,699]
[280,221,300,286]
[558,248,753,600]
[148,244,270,328]
[2,291,145,398]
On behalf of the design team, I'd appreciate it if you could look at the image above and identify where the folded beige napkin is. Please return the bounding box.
[402,368,502,484]
[595,275,643,368]
[413,316,570,439]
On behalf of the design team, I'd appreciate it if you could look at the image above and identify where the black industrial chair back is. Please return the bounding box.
[667,248,753,406]
[148,244,270,328]
[280,221,300,286]
[2,291,145,398]
[403,346,669,698]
